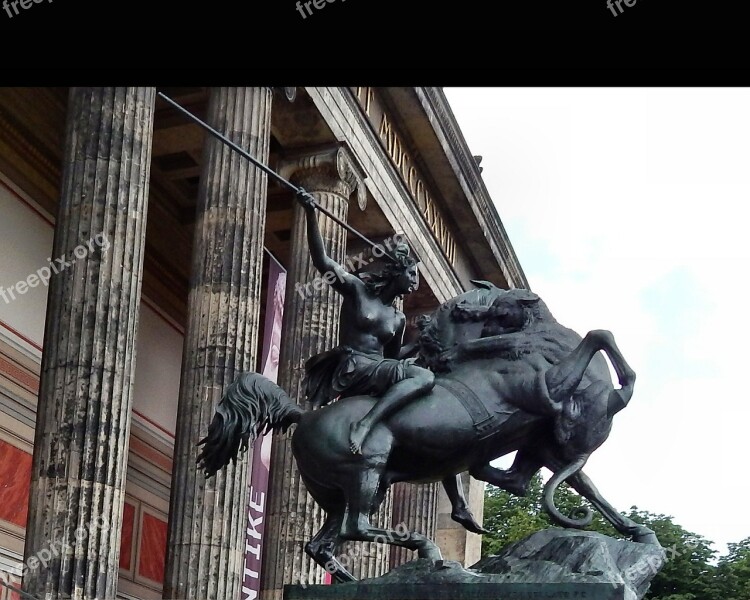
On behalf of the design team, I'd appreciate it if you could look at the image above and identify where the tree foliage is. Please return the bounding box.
[625,508,715,600]
[481,476,748,600]
[712,537,750,600]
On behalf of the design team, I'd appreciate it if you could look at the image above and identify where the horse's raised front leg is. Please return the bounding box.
[442,474,488,534]
[545,329,635,415]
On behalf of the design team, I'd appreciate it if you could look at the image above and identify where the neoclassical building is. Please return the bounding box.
[0,87,526,600]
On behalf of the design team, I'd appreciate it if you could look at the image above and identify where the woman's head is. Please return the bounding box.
[361,243,419,297]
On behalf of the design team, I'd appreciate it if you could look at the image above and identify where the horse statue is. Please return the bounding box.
[197,281,658,582]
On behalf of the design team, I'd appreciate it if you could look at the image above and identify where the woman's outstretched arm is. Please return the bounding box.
[297,189,360,294]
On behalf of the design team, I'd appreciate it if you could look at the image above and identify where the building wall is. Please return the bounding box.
[0,175,54,354]
[119,302,182,599]
[0,176,50,596]
[0,173,185,599]
[132,302,183,437]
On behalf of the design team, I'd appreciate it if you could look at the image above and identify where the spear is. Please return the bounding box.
[157,91,396,262]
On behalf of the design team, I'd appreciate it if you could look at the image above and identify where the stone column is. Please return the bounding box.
[435,475,485,566]
[164,87,273,600]
[22,87,155,599]
[389,482,440,568]
[261,145,372,600]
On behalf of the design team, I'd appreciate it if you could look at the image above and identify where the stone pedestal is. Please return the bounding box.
[285,581,625,600]
[22,87,155,599]
[164,86,273,600]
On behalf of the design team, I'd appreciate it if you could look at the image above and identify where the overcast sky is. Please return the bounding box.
[444,87,750,556]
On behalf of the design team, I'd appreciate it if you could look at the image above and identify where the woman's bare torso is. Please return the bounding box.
[339,287,405,355]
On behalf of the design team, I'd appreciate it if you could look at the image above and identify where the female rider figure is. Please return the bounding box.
[298,190,432,453]
[298,190,486,534]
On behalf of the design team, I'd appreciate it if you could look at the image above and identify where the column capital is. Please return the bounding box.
[280,143,368,210]
[266,87,297,101]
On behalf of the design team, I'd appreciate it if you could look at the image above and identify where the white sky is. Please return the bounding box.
[444,87,750,556]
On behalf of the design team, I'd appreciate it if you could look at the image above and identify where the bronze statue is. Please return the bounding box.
[198,279,656,583]
[297,189,485,534]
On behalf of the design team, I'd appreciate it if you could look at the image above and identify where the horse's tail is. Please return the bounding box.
[197,372,307,478]
[542,456,593,529]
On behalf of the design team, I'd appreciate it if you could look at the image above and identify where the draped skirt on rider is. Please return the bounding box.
[304,346,415,409]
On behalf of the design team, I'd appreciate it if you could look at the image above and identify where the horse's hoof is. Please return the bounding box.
[451,509,489,534]
[462,521,489,535]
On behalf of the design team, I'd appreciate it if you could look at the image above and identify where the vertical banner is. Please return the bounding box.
[242,255,286,599]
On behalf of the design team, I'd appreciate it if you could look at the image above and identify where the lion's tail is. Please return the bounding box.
[197,372,306,478]
[542,456,593,528]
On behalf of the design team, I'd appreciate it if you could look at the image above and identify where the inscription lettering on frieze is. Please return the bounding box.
[353,87,457,266]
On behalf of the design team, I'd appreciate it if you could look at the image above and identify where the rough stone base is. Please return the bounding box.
[284,528,664,600]
[472,528,665,600]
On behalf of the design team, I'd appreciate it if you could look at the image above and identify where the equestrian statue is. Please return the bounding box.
[196,189,658,583]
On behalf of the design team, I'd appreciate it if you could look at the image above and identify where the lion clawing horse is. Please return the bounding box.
[197,281,658,582]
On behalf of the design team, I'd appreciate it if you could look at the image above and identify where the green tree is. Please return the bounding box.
[712,536,750,600]
[623,509,716,600]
